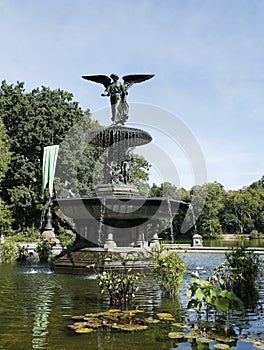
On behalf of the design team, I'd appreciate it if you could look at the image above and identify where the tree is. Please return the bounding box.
[0,118,11,182]
[195,182,225,238]
[149,182,191,240]
[223,182,264,235]
[129,154,151,196]
[0,118,13,234]
[0,81,95,231]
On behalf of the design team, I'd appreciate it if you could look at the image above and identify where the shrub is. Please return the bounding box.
[87,255,143,305]
[36,240,53,263]
[150,247,185,298]
[248,229,260,239]
[214,246,263,303]
[0,236,18,264]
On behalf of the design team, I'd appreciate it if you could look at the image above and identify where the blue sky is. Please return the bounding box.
[1,0,264,190]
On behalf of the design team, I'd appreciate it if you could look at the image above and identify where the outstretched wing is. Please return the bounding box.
[122,74,154,89]
[82,75,111,88]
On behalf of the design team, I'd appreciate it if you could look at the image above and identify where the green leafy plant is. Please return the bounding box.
[0,236,18,264]
[150,247,185,298]
[87,255,143,305]
[248,229,260,239]
[186,271,243,317]
[214,246,264,303]
[36,240,53,263]
[16,245,29,262]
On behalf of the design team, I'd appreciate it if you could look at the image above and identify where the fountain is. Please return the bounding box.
[53,73,191,273]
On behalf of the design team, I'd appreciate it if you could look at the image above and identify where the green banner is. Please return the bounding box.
[42,145,59,197]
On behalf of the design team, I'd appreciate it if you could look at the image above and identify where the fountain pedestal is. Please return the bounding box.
[96,183,139,198]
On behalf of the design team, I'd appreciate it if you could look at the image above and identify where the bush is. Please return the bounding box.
[36,240,53,263]
[249,229,261,239]
[0,236,18,264]
[56,228,75,248]
[87,255,143,305]
[214,246,264,303]
[0,198,14,236]
[150,247,185,298]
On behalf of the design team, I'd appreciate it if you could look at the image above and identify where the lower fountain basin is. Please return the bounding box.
[56,196,182,228]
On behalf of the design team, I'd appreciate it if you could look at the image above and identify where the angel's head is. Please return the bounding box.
[110,73,119,82]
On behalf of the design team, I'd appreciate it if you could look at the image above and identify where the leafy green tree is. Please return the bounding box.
[0,118,11,182]
[223,183,264,235]
[149,181,180,199]
[129,154,151,196]
[195,182,225,239]
[148,182,192,239]
[0,81,94,231]
[0,118,13,234]
[247,180,264,234]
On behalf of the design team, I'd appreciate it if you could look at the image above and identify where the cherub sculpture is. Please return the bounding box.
[82,73,154,125]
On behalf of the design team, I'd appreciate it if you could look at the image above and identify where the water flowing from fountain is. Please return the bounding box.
[188,203,197,233]
[98,197,106,247]
[167,199,174,243]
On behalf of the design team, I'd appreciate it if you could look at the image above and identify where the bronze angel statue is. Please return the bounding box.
[82,73,154,125]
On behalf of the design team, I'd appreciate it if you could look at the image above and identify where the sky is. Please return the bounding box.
[1,0,264,190]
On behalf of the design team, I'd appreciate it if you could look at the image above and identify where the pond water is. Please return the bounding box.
[203,239,264,248]
[0,253,263,350]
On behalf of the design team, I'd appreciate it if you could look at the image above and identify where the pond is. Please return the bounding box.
[0,253,263,350]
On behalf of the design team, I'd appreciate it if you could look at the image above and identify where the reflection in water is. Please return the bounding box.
[0,255,263,350]
[31,283,54,349]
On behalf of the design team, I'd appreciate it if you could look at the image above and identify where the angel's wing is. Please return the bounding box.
[122,74,154,89]
[82,75,112,88]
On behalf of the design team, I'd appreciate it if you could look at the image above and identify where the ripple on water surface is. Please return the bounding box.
[0,256,263,350]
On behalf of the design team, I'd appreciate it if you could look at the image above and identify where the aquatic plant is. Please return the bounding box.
[69,309,152,333]
[87,255,144,305]
[214,246,264,304]
[36,239,53,263]
[68,308,264,349]
[186,271,244,316]
[150,247,185,298]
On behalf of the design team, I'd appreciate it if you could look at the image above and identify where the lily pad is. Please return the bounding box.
[172,322,188,329]
[85,312,102,317]
[71,315,86,320]
[83,317,104,328]
[213,344,230,349]
[215,336,234,344]
[69,322,89,329]
[185,330,202,339]
[111,324,148,332]
[156,312,175,321]
[108,309,122,313]
[198,338,211,343]
[168,331,185,339]
[144,317,161,324]
[129,309,144,313]
[75,327,95,334]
